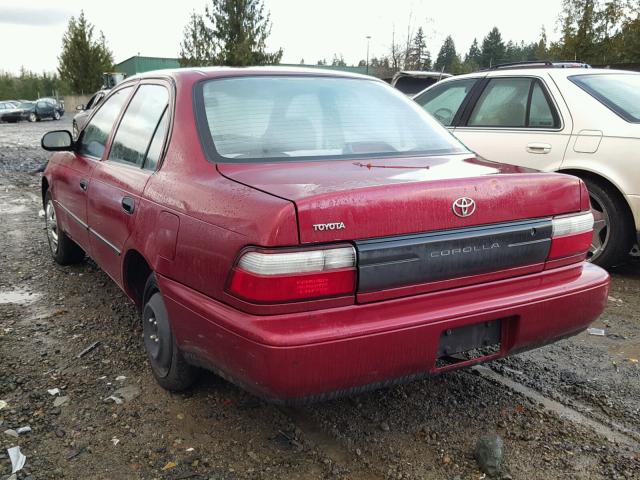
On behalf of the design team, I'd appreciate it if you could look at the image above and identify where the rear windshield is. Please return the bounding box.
[393,76,438,95]
[197,76,466,162]
[569,73,640,122]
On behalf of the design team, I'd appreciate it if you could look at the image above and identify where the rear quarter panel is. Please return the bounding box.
[137,73,299,303]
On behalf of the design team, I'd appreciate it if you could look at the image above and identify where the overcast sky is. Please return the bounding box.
[0,0,564,74]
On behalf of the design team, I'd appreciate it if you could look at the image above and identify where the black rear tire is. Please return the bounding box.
[142,274,199,391]
[44,191,85,265]
[583,178,633,268]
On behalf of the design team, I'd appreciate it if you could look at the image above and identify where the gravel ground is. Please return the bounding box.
[1,118,639,479]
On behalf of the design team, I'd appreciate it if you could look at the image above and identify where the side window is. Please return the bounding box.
[94,93,105,109]
[143,108,169,171]
[415,79,478,126]
[78,87,132,158]
[108,85,169,167]
[85,93,98,110]
[468,78,531,127]
[529,81,557,127]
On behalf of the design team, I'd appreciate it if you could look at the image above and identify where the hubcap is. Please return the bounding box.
[588,191,610,262]
[45,200,59,254]
[143,294,172,377]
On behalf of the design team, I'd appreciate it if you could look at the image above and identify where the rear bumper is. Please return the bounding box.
[159,262,609,403]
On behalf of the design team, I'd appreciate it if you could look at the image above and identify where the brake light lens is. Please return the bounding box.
[228,246,356,303]
[548,212,594,261]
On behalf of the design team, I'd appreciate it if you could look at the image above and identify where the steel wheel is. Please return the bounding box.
[142,275,199,391]
[28,112,37,122]
[45,199,59,255]
[587,189,610,263]
[53,111,60,120]
[143,293,173,378]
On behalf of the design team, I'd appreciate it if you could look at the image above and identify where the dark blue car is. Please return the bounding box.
[2,100,63,123]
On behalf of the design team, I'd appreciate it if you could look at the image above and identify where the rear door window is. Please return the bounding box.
[143,108,169,171]
[415,78,478,126]
[108,84,169,167]
[77,87,133,158]
[468,78,530,127]
[529,81,556,127]
[467,77,559,128]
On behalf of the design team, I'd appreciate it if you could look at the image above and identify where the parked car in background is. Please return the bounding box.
[391,70,452,95]
[0,100,19,109]
[38,97,65,117]
[2,100,62,122]
[0,100,20,121]
[414,62,640,268]
[73,89,108,138]
[41,67,608,403]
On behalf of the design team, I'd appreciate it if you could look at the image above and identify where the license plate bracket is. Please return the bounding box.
[437,319,502,358]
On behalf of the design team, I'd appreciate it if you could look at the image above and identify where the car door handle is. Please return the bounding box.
[79,179,88,191]
[121,197,135,215]
[526,143,552,154]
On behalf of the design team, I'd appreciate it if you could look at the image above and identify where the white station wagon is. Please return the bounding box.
[415,62,640,268]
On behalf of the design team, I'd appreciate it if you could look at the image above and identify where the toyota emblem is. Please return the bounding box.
[452,197,476,218]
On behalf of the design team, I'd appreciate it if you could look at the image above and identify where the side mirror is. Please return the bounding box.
[76,104,84,111]
[42,130,74,151]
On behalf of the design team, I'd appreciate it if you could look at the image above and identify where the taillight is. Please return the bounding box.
[547,212,594,261]
[228,245,356,303]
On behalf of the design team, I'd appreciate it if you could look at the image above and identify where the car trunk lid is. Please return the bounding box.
[217,155,582,241]
[218,154,584,300]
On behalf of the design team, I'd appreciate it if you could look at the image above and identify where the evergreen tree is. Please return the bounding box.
[58,11,113,94]
[480,27,505,67]
[619,16,640,62]
[178,0,283,67]
[535,26,548,59]
[461,38,482,72]
[408,27,431,70]
[466,38,482,64]
[179,12,216,67]
[434,35,460,72]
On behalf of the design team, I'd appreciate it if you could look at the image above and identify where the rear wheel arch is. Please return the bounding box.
[122,249,153,310]
[559,169,634,221]
[559,168,635,266]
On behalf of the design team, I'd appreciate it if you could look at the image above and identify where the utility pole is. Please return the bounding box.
[366,35,372,75]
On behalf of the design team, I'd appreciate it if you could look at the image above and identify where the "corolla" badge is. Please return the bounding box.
[313,222,346,231]
[452,197,476,218]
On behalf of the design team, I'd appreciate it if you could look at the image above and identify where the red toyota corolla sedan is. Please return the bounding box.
[41,67,609,403]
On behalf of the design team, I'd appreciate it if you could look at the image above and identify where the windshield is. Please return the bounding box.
[197,76,466,162]
[570,73,640,122]
[19,102,33,109]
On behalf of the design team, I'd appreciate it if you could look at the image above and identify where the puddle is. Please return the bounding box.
[0,289,41,305]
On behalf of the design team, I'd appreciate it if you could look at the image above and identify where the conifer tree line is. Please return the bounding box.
[358,0,640,75]
[2,0,639,99]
